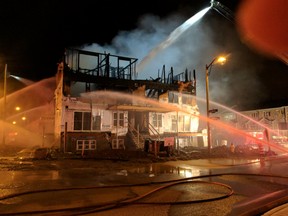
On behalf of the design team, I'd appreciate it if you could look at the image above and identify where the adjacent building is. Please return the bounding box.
[211,106,288,151]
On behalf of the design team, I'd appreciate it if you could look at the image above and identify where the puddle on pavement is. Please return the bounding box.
[124,163,206,178]
[0,162,207,186]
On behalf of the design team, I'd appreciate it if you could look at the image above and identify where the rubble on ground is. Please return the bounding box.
[0,144,277,162]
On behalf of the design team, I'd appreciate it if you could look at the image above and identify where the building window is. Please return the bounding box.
[76,140,96,150]
[74,112,82,130]
[111,139,125,149]
[264,111,271,117]
[223,113,236,121]
[74,112,91,130]
[113,112,125,127]
[171,115,177,132]
[152,113,162,127]
[251,112,259,119]
[168,92,178,104]
[176,115,182,131]
[184,116,190,131]
[182,95,192,105]
[90,140,96,149]
[119,113,124,126]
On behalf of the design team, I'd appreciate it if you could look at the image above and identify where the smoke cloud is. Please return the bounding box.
[77,7,278,111]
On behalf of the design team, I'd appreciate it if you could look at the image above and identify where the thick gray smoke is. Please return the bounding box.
[79,8,274,111]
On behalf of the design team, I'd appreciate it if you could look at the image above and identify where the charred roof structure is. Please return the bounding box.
[61,48,196,98]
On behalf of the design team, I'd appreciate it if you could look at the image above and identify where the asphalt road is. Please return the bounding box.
[1,155,288,216]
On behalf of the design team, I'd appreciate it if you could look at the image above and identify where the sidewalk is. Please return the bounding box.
[228,189,288,216]
[264,203,288,216]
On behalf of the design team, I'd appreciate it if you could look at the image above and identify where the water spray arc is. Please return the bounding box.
[137,5,212,73]
[0,77,55,149]
[137,0,234,74]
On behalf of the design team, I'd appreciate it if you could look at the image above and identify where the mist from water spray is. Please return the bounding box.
[0,77,56,149]
[0,77,55,108]
[6,104,53,122]
[0,120,44,149]
[137,6,212,73]
[170,91,287,153]
[187,93,274,130]
[9,75,35,86]
[171,90,285,142]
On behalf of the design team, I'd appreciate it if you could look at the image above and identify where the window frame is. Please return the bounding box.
[76,140,97,150]
[74,111,92,131]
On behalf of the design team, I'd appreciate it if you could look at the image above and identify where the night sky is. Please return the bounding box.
[0,0,287,110]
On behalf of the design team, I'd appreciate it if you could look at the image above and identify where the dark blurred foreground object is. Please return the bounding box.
[236,0,288,64]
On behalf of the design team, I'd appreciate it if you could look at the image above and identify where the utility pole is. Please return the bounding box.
[2,64,7,145]
[205,64,211,153]
[205,56,227,154]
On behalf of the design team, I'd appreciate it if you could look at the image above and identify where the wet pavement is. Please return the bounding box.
[0,155,288,215]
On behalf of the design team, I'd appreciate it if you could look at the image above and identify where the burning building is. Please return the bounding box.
[54,48,202,156]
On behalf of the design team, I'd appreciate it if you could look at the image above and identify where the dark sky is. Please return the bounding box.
[0,0,287,110]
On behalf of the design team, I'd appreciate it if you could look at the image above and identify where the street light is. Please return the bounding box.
[205,56,226,153]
